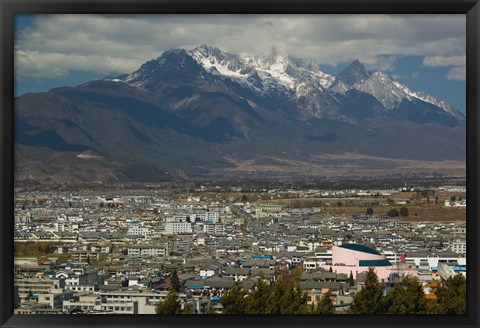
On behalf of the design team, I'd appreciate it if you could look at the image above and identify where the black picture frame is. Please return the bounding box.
[1,1,479,327]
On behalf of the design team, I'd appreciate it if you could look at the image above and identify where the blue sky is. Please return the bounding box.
[14,14,466,114]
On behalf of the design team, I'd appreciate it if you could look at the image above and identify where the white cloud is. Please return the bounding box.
[391,71,419,80]
[423,55,466,67]
[446,66,466,80]
[15,14,466,79]
[15,49,141,78]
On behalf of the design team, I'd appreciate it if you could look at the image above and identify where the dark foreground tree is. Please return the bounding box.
[244,277,272,314]
[428,274,466,314]
[347,271,355,286]
[399,207,409,217]
[366,208,374,216]
[221,281,247,314]
[277,280,308,314]
[314,289,335,314]
[267,277,287,314]
[385,275,427,314]
[170,269,180,292]
[155,291,182,314]
[182,303,194,314]
[349,268,384,314]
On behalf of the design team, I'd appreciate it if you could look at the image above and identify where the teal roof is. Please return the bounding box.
[359,259,392,267]
[339,244,381,255]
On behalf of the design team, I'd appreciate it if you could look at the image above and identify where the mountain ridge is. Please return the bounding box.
[14,45,466,185]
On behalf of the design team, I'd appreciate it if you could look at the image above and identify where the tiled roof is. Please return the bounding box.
[339,244,381,255]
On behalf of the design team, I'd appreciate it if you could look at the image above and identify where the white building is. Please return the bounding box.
[203,224,225,235]
[38,290,74,309]
[127,244,168,256]
[405,252,466,269]
[127,227,151,237]
[165,222,192,234]
[187,212,220,223]
[450,239,466,255]
[206,212,219,223]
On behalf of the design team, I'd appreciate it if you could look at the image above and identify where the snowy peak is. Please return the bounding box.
[356,71,404,109]
[337,59,370,86]
[355,71,464,121]
[124,48,203,90]
[324,60,464,121]
[329,59,370,93]
[118,46,463,124]
[189,45,335,93]
[189,44,247,77]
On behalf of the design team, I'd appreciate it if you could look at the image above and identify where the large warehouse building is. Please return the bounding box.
[321,244,417,280]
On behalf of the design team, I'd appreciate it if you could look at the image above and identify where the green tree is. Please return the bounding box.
[384,275,427,314]
[314,289,335,314]
[387,209,399,217]
[399,207,409,217]
[269,268,308,314]
[276,278,308,314]
[86,254,91,265]
[170,269,180,292]
[329,267,333,273]
[349,268,384,314]
[287,265,305,284]
[347,271,355,286]
[428,274,466,314]
[450,195,456,202]
[267,277,287,314]
[366,208,374,216]
[206,304,216,314]
[182,303,194,314]
[155,291,182,314]
[221,281,247,314]
[55,253,73,265]
[244,277,273,314]
[38,242,51,254]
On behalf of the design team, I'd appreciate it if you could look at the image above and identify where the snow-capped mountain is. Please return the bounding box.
[340,71,465,121]
[330,62,464,121]
[329,59,370,93]
[117,44,463,124]
[15,44,466,185]
[188,44,335,96]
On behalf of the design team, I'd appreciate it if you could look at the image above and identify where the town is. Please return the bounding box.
[13,182,467,314]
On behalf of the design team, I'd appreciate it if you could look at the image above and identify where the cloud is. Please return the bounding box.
[14,14,466,79]
[391,71,419,80]
[422,55,466,67]
[357,55,398,72]
[15,50,141,78]
[446,66,466,80]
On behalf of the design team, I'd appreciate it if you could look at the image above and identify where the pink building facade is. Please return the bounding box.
[322,244,417,280]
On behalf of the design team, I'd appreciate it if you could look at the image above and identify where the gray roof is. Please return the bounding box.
[98,284,122,291]
[299,281,349,291]
[224,267,251,276]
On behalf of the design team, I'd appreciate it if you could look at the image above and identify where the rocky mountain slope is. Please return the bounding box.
[14,45,465,184]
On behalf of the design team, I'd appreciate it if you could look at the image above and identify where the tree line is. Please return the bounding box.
[365,207,409,217]
[349,268,466,314]
[156,267,466,315]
